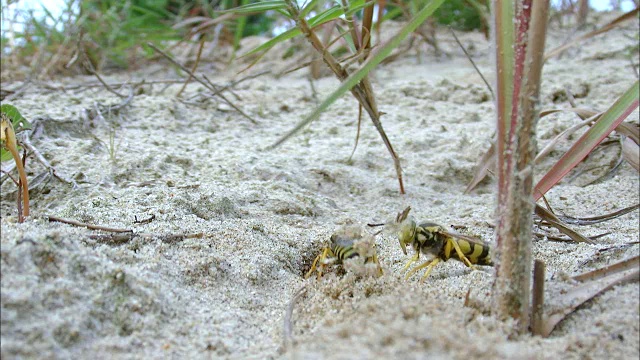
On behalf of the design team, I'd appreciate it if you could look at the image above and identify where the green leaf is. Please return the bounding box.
[534,80,640,200]
[0,104,31,132]
[1,148,14,161]
[239,0,373,59]
[223,0,288,14]
[300,0,320,17]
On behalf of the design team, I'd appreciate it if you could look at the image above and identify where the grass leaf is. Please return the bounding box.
[534,80,639,200]
[222,0,288,14]
[545,8,640,60]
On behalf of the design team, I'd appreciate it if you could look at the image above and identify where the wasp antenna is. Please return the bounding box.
[396,206,412,223]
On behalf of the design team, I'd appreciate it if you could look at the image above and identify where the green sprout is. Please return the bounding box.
[1,104,32,221]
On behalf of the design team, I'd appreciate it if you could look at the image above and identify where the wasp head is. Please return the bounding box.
[397,218,416,255]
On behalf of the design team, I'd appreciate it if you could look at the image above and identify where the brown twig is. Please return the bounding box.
[88,233,134,244]
[177,37,206,97]
[46,215,133,233]
[22,121,77,187]
[36,79,183,93]
[555,203,640,226]
[533,231,610,242]
[449,27,495,101]
[83,56,128,99]
[572,255,640,282]
[281,0,405,193]
[146,42,257,124]
[531,259,545,336]
[133,214,156,224]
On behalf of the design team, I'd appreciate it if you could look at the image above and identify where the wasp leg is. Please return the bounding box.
[372,253,383,276]
[305,247,331,280]
[405,258,439,280]
[419,258,441,282]
[305,253,323,279]
[402,251,420,272]
[448,239,478,270]
[316,247,332,280]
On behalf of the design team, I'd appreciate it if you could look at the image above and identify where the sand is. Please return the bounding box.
[1,12,638,360]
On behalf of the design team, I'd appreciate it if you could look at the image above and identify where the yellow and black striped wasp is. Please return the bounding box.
[370,207,492,281]
[305,225,383,280]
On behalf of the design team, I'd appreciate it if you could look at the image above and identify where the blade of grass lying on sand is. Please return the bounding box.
[615,121,640,144]
[534,80,639,201]
[555,203,640,225]
[534,204,594,244]
[545,8,640,61]
[535,111,603,164]
[573,255,639,282]
[541,256,640,337]
[622,136,639,170]
[466,108,600,193]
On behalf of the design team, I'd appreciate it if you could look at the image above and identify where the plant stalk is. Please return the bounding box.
[285,0,405,193]
[492,0,549,333]
[2,121,30,217]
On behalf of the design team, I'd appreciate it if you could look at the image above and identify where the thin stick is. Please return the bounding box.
[22,126,77,187]
[572,255,640,282]
[146,42,257,124]
[349,106,363,161]
[531,259,546,336]
[282,0,405,193]
[177,37,206,97]
[47,215,133,233]
[83,55,127,98]
[449,27,495,100]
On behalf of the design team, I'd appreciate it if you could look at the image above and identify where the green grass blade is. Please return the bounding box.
[534,80,640,200]
[0,104,30,131]
[239,0,368,58]
[300,0,320,17]
[233,0,251,58]
[223,0,288,14]
[270,0,447,148]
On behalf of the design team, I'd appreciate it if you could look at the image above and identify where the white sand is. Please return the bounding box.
[1,12,638,359]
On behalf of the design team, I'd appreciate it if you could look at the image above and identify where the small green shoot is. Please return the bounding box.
[1,104,32,220]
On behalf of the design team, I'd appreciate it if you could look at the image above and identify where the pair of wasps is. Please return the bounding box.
[305,207,493,281]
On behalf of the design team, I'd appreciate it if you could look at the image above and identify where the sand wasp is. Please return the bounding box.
[305,225,383,280]
[370,206,492,281]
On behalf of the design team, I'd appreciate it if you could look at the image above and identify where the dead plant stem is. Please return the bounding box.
[285,0,405,193]
[531,259,545,336]
[146,42,257,124]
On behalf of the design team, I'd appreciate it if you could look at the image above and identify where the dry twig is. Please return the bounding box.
[47,215,133,233]
[147,42,257,124]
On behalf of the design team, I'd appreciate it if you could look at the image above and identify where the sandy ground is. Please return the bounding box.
[1,12,639,360]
